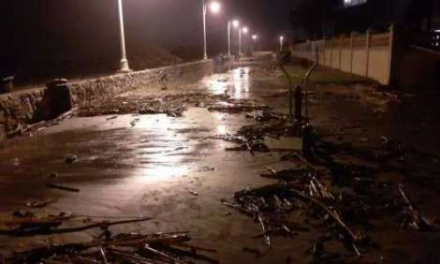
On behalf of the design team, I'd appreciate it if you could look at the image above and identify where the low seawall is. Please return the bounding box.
[0,60,214,142]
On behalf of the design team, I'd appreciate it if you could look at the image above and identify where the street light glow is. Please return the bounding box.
[242,27,249,34]
[280,36,284,41]
[232,20,240,28]
[252,34,258,40]
[209,1,221,13]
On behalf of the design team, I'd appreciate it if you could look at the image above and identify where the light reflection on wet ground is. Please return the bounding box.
[204,67,251,99]
[3,62,440,263]
[0,65,301,262]
[0,65,282,215]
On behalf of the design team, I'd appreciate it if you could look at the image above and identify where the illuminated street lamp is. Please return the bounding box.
[251,34,258,54]
[117,0,131,72]
[279,35,285,51]
[203,0,221,60]
[227,19,239,56]
[239,27,249,56]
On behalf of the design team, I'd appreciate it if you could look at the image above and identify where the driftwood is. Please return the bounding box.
[258,214,271,247]
[398,184,435,231]
[0,217,153,236]
[2,214,75,226]
[144,245,189,264]
[99,247,108,264]
[46,183,80,192]
[108,248,156,264]
[289,188,360,243]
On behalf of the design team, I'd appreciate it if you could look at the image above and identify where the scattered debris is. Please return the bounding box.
[245,110,287,122]
[47,172,58,179]
[198,166,215,172]
[189,190,199,196]
[64,154,77,164]
[46,183,80,193]
[380,136,440,164]
[289,188,360,243]
[213,119,297,155]
[18,109,76,138]
[106,115,118,120]
[0,211,152,236]
[208,100,269,113]
[260,168,315,182]
[130,118,140,127]
[398,184,436,231]
[7,230,217,264]
[78,93,227,117]
[25,198,56,208]
[222,178,370,253]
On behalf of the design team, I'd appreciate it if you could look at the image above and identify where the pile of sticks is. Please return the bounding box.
[9,231,218,264]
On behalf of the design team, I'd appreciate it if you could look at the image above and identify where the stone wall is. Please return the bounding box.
[0,60,214,143]
[69,60,214,105]
[0,88,46,140]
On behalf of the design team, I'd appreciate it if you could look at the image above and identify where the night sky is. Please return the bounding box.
[0,0,294,77]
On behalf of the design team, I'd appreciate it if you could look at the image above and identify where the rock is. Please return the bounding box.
[0,76,14,94]
[48,172,59,179]
[65,154,77,164]
[44,79,72,119]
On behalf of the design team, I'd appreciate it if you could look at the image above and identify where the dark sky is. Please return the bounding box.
[0,0,294,75]
[2,0,294,51]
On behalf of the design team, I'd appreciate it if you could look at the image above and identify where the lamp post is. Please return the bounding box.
[117,0,130,72]
[228,19,239,56]
[203,0,221,60]
[239,27,248,56]
[280,35,285,52]
[251,34,258,54]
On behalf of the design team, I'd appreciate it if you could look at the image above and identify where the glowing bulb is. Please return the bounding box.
[280,36,284,41]
[252,34,258,40]
[209,1,221,13]
[232,20,240,28]
[242,27,249,34]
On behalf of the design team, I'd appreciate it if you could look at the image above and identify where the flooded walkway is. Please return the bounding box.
[0,64,304,263]
[1,61,440,263]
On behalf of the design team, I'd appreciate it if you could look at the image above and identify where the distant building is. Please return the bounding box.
[342,0,368,8]
[335,0,439,34]
[290,0,440,48]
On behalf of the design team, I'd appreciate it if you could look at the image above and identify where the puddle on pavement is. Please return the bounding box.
[0,108,254,179]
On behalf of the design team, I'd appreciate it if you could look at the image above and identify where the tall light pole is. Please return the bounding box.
[203,0,221,60]
[239,27,248,56]
[228,19,239,56]
[117,0,130,72]
[279,36,285,52]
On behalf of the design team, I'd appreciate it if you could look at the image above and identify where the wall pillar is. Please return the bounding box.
[338,36,342,70]
[365,29,371,78]
[388,24,395,86]
[350,32,354,73]
[330,37,333,68]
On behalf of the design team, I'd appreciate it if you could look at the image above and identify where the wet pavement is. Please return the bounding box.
[0,64,301,263]
[1,61,440,263]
